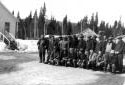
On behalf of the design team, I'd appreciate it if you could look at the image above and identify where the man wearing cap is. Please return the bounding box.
[114,37,125,73]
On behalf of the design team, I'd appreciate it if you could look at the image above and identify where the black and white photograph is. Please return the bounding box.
[0,0,125,85]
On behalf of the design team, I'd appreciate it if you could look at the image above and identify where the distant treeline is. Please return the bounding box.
[15,3,125,39]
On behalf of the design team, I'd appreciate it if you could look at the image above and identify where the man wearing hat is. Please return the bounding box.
[85,36,93,68]
[77,35,86,67]
[114,36,125,73]
[37,35,47,63]
[86,36,93,53]
[103,37,115,72]
[60,37,69,66]
[87,35,98,69]
[77,35,86,54]
[47,35,55,64]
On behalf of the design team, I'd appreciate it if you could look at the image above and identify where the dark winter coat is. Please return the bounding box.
[37,38,47,51]
[86,39,93,51]
[77,39,86,51]
[115,40,125,54]
[92,39,97,52]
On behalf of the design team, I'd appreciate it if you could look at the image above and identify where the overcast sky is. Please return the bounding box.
[1,0,125,25]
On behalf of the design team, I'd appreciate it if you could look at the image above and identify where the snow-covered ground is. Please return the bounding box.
[16,39,38,52]
[0,41,6,51]
[0,39,38,52]
[0,52,125,85]
[0,60,102,85]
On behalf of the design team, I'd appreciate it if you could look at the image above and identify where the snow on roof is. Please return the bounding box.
[77,28,98,37]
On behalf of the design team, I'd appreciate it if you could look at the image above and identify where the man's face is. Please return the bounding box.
[104,36,106,40]
[41,35,43,38]
[51,37,54,40]
[108,40,112,43]
[79,51,82,54]
[118,38,122,42]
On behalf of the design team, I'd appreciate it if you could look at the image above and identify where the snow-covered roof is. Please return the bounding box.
[77,28,98,37]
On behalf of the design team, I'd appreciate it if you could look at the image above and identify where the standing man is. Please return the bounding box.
[47,35,55,64]
[60,37,69,66]
[85,36,93,61]
[37,35,47,63]
[103,37,115,72]
[114,37,125,73]
[77,35,86,54]
[88,36,101,69]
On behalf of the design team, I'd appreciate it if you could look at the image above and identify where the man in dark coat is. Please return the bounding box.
[37,35,47,63]
[88,36,97,64]
[88,37,101,69]
[77,49,87,68]
[86,36,93,51]
[52,38,60,65]
[73,35,79,49]
[92,36,97,52]
[85,36,93,66]
[77,35,86,53]
[86,36,93,57]
[114,37,125,72]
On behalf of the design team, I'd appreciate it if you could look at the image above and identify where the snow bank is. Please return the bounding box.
[16,39,38,52]
[0,41,6,52]
[0,39,38,52]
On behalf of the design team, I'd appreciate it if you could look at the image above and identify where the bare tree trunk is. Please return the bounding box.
[34,18,37,39]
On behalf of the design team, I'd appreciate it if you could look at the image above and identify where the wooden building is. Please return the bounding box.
[0,1,18,37]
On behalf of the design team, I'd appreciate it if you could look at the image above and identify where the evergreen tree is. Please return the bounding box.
[17,12,20,19]
[112,20,118,37]
[82,16,88,30]
[105,23,112,37]
[56,22,62,35]
[43,2,46,16]
[75,22,81,34]
[24,12,32,38]
[17,12,26,39]
[12,10,14,15]
[38,3,46,37]
[89,13,95,31]
[99,21,105,31]
[33,10,38,38]
[94,12,98,33]
[117,18,122,35]
[47,17,56,35]
[63,15,67,35]
[29,12,33,38]
[99,21,105,36]
[67,21,72,35]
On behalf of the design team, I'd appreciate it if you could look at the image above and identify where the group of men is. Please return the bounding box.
[37,34,125,73]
